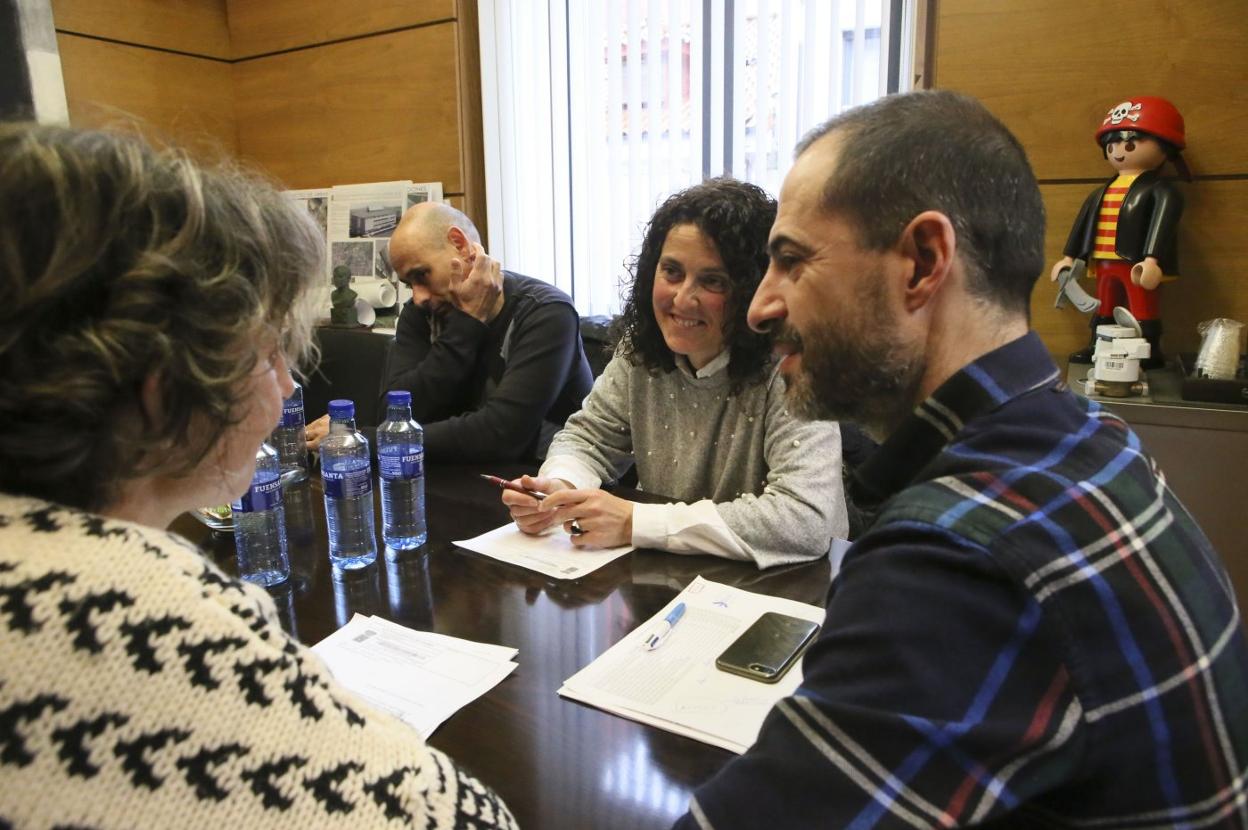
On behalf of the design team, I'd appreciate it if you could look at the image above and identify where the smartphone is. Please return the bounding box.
[715,612,821,684]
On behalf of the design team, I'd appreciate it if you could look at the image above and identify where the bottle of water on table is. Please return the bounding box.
[231,442,290,587]
[270,380,308,478]
[377,390,427,549]
[320,399,378,571]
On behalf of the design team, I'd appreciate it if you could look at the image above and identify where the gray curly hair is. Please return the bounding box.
[0,124,323,512]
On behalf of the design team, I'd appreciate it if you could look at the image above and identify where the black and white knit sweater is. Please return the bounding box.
[0,493,516,829]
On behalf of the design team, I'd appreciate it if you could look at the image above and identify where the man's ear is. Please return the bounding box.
[898,210,956,312]
[446,226,471,255]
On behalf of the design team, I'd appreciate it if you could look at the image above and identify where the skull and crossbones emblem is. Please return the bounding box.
[1103,101,1143,126]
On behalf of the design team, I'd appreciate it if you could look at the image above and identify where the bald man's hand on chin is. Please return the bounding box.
[450,242,504,324]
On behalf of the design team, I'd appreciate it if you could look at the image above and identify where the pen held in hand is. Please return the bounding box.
[642,602,687,650]
[480,473,547,500]
[481,473,584,535]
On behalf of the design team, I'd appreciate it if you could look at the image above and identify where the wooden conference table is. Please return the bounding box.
[174,464,834,829]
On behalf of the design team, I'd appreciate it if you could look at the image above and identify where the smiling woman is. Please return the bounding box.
[652,223,733,371]
[617,177,776,389]
[502,178,851,569]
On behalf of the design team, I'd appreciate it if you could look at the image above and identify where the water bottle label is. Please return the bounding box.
[232,476,284,513]
[378,446,424,480]
[280,399,305,428]
[323,464,373,499]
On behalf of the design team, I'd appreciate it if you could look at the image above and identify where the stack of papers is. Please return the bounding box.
[312,614,517,738]
[454,522,633,580]
[558,576,825,753]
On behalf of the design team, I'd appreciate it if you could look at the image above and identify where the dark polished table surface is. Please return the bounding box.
[173,464,833,830]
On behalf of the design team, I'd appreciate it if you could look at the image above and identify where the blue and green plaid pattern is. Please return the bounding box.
[679,332,1248,829]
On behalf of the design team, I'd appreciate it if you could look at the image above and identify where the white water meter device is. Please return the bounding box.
[1083,307,1151,397]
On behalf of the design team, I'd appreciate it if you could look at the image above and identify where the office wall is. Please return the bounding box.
[50,0,482,220]
[227,0,480,220]
[935,0,1248,361]
[52,0,236,156]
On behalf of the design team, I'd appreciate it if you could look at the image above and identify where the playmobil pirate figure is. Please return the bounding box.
[1051,96,1188,369]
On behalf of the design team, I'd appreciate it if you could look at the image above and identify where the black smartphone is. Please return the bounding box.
[715,612,821,684]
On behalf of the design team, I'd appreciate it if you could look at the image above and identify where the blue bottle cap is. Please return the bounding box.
[328,399,355,420]
[386,390,412,407]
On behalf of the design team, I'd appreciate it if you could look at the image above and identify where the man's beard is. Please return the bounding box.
[777,304,924,437]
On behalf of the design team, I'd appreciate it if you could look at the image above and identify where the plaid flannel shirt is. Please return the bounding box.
[678,332,1248,829]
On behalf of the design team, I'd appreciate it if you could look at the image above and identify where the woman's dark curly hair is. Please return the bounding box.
[615,177,776,387]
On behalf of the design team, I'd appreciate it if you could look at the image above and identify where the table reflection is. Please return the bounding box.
[172,464,834,830]
[385,549,435,630]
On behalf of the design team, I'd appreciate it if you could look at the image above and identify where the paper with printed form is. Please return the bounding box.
[558,576,824,753]
[453,522,634,580]
[312,614,516,738]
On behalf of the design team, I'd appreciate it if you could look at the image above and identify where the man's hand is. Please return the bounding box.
[1050,255,1074,283]
[503,475,572,534]
[1131,257,1163,290]
[305,413,329,451]
[450,242,504,323]
[539,489,635,549]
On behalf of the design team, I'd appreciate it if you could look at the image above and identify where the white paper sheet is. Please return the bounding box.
[558,576,825,753]
[453,522,634,580]
[312,614,516,738]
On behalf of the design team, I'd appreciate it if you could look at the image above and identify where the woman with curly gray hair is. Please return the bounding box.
[0,125,514,828]
[503,178,849,568]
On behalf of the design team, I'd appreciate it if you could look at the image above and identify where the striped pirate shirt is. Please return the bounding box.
[677,331,1248,830]
[1093,174,1137,260]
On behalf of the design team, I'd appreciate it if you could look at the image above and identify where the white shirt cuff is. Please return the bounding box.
[538,455,603,491]
[631,500,753,562]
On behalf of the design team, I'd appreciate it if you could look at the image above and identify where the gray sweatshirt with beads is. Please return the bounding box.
[543,351,849,568]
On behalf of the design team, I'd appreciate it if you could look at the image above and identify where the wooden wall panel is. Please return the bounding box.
[936,0,1248,179]
[233,25,461,191]
[58,32,237,156]
[227,0,453,58]
[453,0,485,237]
[1033,180,1248,361]
[51,0,231,59]
[937,0,1248,365]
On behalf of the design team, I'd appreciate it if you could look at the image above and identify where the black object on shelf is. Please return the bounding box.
[1177,353,1248,405]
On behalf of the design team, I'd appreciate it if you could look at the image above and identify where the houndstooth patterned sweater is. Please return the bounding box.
[0,493,516,829]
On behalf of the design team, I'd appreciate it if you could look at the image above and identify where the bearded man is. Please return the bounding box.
[675,90,1248,830]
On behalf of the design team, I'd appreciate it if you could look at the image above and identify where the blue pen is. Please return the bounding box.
[642,602,687,650]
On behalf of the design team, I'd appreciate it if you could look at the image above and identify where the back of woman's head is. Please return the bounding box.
[0,124,323,512]
[616,177,777,385]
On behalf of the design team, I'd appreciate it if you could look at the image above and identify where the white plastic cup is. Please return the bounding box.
[1194,318,1245,380]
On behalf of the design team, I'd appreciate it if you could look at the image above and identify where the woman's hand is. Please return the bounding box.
[540,488,635,549]
[502,475,572,534]
[304,414,329,451]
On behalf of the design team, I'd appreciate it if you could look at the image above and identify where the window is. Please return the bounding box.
[479,0,917,315]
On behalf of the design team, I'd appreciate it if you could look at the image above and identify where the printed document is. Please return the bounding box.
[558,576,824,753]
[454,522,633,580]
[312,614,516,738]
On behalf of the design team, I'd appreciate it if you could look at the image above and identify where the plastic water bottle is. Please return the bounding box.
[377,390,427,549]
[320,399,378,570]
[231,443,290,587]
[271,381,308,477]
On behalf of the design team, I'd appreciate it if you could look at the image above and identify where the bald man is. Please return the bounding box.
[376,203,591,462]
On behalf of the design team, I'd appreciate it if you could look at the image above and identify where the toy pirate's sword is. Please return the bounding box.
[1054,258,1100,313]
